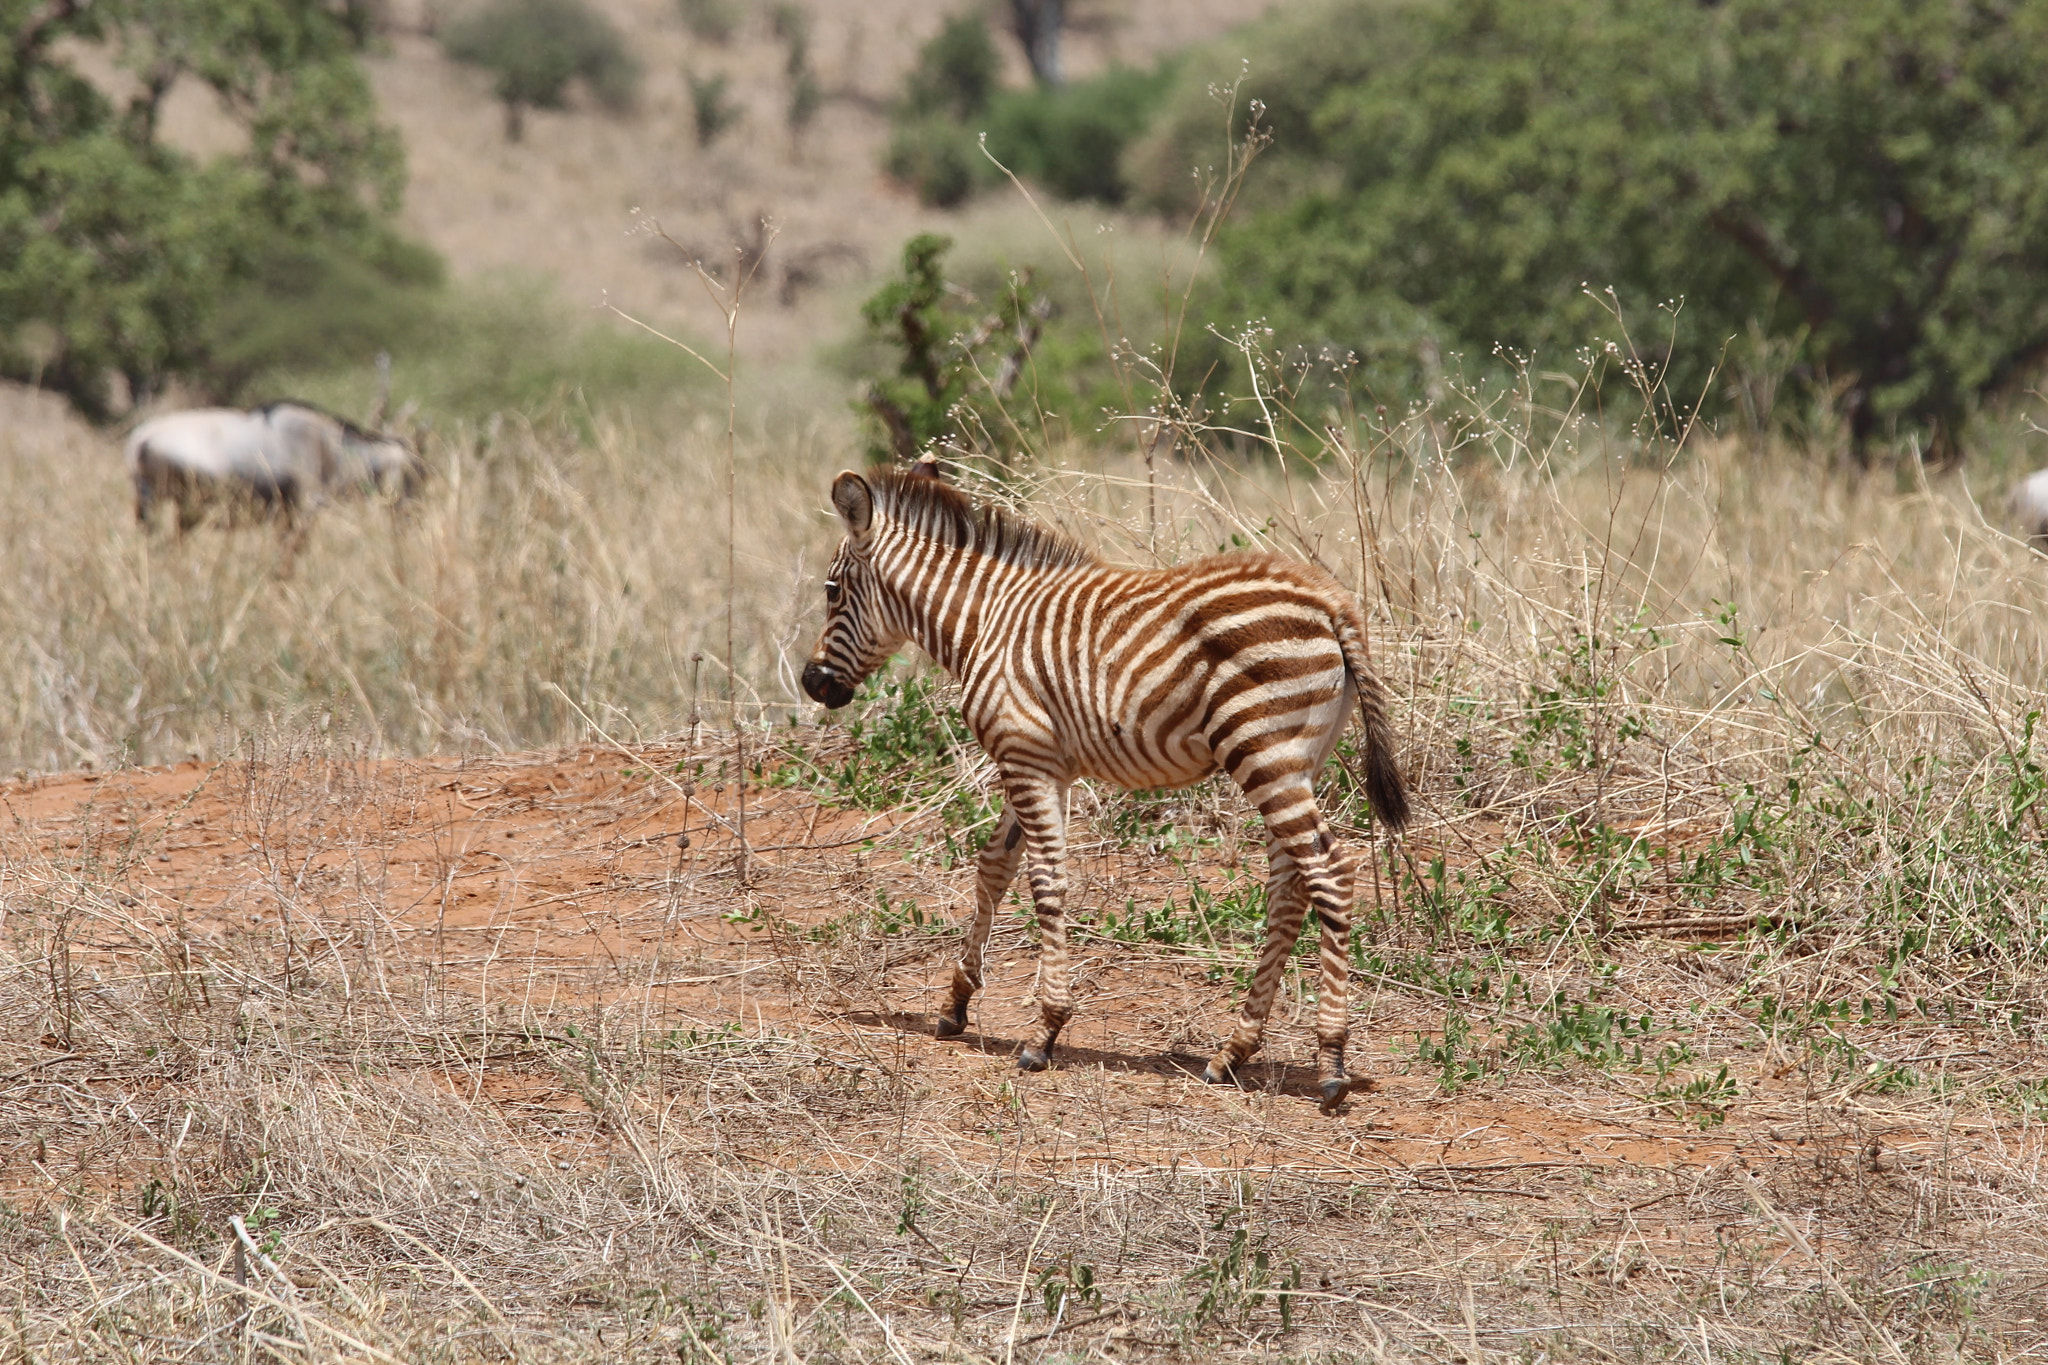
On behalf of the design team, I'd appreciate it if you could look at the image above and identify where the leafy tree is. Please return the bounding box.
[443,0,639,142]
[884,15,1001,207]
[900,12,1001,122]
[884,12,1172,209]
[0,0,411,422]
[984,62,1176,204]
[1168,0,2048,459]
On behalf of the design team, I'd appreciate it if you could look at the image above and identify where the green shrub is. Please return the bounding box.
[1166,0,2048,460]
[883,120,977,208]
[984,63,1177,204]
[900,12,1000,121]
[687,70,743,147]
[197,231,445,401]
[443,0,640,141]
[852,232,1125,465]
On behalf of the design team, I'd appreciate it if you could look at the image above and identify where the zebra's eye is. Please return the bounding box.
[823,579,842,605]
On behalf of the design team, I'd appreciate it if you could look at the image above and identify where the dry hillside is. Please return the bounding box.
[359,0,1282,365]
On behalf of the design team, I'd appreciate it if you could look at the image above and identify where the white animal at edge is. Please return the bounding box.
[124,401,420,534]
[2011,468,2048,547]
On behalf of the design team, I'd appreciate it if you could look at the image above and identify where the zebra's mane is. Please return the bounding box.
[870,471,1097,572]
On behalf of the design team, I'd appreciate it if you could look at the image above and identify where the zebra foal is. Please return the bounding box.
[801,466,1408,1113]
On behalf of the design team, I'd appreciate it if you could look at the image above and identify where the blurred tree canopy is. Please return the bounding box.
[0,0,415,422]
[1151,0,2048,459]
[442,0,639,143]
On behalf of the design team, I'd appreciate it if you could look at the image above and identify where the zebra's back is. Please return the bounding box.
[962,553,1367,795]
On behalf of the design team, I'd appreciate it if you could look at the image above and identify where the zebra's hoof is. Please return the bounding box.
[934,1014,965,1039]
[1319,1077,1351,1115]
[1203,1062,1234,1086]
[1017,1048,1050,1072]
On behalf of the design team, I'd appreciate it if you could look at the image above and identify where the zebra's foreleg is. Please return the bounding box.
[937,804,1024,1038]
[1009,778,1071,1071]
[1204,841,1308,1086]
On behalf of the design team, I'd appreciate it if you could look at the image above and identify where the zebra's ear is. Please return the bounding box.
[830,471,873,535]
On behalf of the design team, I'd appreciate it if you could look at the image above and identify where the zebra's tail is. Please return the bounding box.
[1332,601,1409,833]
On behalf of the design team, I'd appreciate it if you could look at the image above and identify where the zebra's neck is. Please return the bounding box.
[878,532,1084,677]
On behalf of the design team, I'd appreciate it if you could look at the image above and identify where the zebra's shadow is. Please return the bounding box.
[838,1009,1354,1106]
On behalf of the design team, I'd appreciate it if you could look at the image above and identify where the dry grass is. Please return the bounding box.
[7,335,2048,1358]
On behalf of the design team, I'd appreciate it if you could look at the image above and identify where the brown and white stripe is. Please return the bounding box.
[801,466,1408,1112]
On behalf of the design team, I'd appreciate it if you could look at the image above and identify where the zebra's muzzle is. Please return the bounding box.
[801,662,857,709]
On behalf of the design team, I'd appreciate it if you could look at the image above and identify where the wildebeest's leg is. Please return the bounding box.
[1205,782,1357,1113]
[1009,776,1072,1071]
[936,802,1023,1038]
[275,484,312,573]
[173,472,204,536]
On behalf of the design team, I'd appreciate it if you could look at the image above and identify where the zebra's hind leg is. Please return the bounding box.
[937,803,1024,1038]
[1005,777,1071,1071]
[1203,840,1308,1086]
[1205,793,1357,1113]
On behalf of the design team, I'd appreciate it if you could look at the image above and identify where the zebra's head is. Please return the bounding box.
[802,469,916,709]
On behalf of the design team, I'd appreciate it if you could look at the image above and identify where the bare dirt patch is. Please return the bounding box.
[3,736,2040,1360]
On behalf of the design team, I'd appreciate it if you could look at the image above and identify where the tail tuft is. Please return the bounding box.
[1333,602,1409,833]
[1362,726,1408,833]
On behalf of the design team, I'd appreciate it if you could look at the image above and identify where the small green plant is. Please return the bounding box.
[1186,1218,1292,1330]
[773,0,820,144]
[772,671,994,844]
[897,1157,927,1237]
[873,889,942,935]
[688,70,743,147]
[1649,1064,1738,1127]
[1412,1011,1489,1091]
[1507,990,1669,1071]
[1037,1256,1102,1320]
[443,0,640,142]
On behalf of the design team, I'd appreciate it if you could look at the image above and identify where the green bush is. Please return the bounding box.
[880,13,1004,205]
[1166,0,2048,459]
[984,63,1178,205]
[883,15,1174,209]
[443,0,640,141]
[883,120,977,208]
[197,231,446,401]
[900,12,1001,121]
[687,70,743,147]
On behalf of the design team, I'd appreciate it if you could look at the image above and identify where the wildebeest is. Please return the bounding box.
[125,401,421,535]
[2011,468,2048,547]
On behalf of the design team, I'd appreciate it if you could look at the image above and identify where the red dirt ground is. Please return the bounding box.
[2,743,2007,1205]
